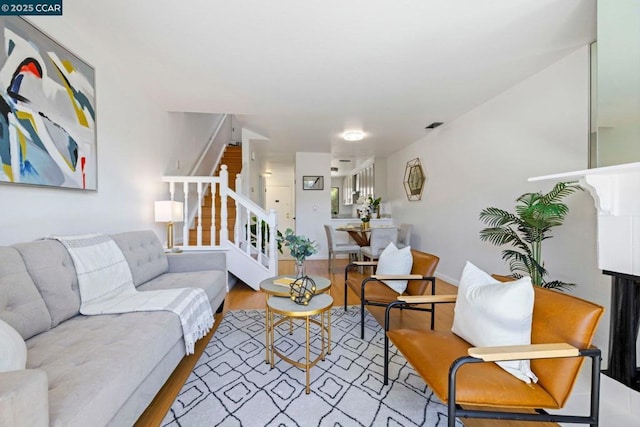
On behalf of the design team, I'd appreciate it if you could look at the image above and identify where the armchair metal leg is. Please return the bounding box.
[344,266,349,311]
[384,300,405,386]
[344,280,348,312]
[360,298,365,339]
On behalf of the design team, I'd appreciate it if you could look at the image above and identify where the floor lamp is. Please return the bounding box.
[154,200,184,249]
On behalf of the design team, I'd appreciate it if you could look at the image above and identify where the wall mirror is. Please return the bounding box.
[403,158,425,201]
[591,0,640,168]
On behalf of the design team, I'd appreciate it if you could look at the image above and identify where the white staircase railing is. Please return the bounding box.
[162,165,279,289]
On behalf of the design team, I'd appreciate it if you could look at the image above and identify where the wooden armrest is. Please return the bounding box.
[468,343,579,362]
[397,295,457,304]
[353,261,378,266]
[371,274,424,280]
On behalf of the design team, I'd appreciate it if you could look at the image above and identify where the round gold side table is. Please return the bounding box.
[260,275,331,363]
[267,293,333,394]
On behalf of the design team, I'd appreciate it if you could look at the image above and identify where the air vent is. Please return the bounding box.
[425,122,444,129]
[331,167,339,172]
[339,159,351,163]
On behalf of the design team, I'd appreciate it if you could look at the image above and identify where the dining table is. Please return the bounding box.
[335,224,398,246]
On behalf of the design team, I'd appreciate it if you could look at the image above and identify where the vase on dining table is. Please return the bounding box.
[361,220,370,230]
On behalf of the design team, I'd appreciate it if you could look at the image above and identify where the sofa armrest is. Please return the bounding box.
[468,343,579,362]
[167,251,227,273]
[0,369,49,427]
[397,294,457,304]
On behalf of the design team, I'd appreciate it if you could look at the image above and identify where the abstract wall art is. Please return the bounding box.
[0,17,96,190]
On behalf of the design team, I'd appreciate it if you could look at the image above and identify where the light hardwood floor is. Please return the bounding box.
[136,259,554,427]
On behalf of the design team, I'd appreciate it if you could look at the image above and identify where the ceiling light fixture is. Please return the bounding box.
[343,131,365,141]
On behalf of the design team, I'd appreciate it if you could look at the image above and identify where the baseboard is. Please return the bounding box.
[435,271,459,286]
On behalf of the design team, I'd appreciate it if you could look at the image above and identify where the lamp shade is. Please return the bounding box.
[154,201,184,223]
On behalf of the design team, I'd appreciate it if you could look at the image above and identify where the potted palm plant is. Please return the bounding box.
[479,181,581,291]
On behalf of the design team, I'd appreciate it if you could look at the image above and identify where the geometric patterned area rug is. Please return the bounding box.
[162,306,462,427]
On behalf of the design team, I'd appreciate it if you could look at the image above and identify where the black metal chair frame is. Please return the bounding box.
[447,349,601,427]
[383,300,602,426]
[383,299,440,384]
[345,262,437,339]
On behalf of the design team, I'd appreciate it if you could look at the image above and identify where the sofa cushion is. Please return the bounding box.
[13,241,81,327]
[26,310,182,427]
[0,318,27,372]
[138,270,227,303]
[452,261,536,383]
[111,231,168,287]
[0,247,51,340]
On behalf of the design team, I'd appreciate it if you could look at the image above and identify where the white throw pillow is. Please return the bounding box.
[451,261,537,384]
[0,318,27,373]
[375,242,413,294]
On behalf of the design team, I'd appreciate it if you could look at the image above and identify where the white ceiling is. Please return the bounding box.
[62,0,595,172]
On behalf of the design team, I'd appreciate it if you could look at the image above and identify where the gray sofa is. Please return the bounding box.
[0,230,227,427]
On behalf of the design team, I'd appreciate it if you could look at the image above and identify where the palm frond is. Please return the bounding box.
[479,207,520,227]
[540,181,582,205]
[541,279,576,291]
[479,227,515,246]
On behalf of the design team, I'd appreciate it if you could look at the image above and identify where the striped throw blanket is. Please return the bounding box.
[49,233,213,355]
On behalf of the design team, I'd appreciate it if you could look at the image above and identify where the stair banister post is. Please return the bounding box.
[235,173,241,195]
[196,182,203,246]
[182,181,189,248]
[210,180,217,246]
[219,165,229,244]
[268,208,278,275]
[234,198,241,248]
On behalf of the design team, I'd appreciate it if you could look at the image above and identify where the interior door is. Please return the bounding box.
[265,184,295,236]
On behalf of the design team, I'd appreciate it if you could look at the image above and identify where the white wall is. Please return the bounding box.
[0,17,217,246]
[165,112,224,175]
[295,152,331,259]
[386,46,612,358]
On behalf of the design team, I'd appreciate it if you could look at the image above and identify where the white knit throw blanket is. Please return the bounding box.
[49,233,213,355]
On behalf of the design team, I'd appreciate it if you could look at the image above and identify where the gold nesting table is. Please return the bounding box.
[267,293,333,394]
[260,275,332,394]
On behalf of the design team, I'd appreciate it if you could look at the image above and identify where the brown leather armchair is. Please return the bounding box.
[344,249,439,339]
[384,285,604,426]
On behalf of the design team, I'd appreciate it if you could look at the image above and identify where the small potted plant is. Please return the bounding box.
[358,196,381,230]
[278,228,318,277]
[370,196,382,218]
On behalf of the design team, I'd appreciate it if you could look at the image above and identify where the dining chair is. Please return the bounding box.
[360,228,398,261]
[396,223,412,249]
[324,224,360,273]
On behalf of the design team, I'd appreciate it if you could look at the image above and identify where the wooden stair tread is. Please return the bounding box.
[191,144,242,246]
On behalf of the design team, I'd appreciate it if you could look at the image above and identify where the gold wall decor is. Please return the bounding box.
[403,158,426,201]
